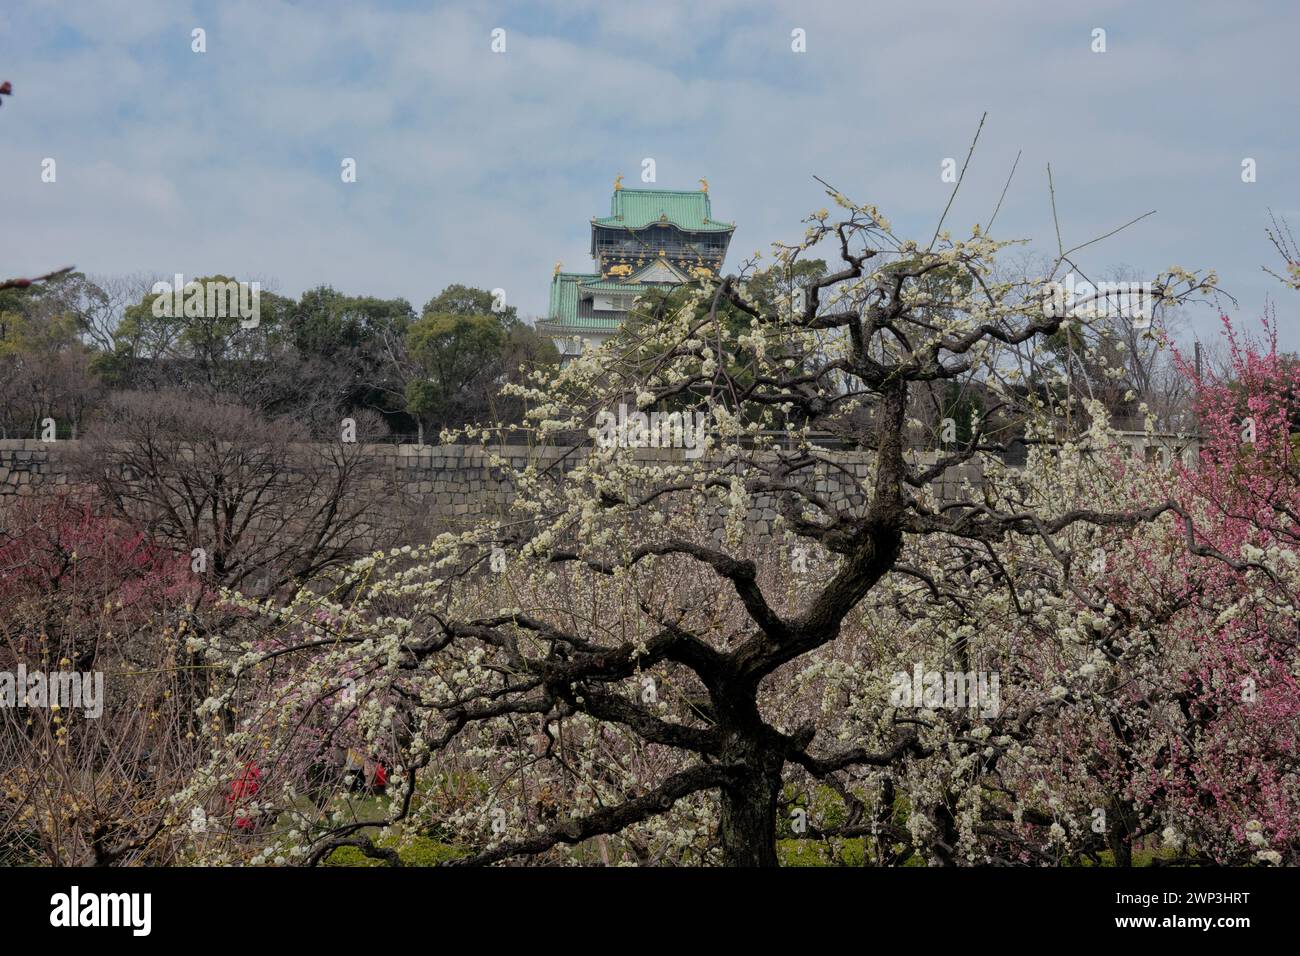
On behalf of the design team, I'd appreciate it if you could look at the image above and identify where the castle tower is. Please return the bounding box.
[537,179,734,362]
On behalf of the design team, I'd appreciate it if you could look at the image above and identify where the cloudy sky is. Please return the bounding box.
[2,0,1298,346]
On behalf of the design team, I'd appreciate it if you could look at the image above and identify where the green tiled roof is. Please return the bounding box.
[594,188,734,233]
[547,272,599,324]
[537,315,624,333]
[542,271,676,331]
[576,277,677,293]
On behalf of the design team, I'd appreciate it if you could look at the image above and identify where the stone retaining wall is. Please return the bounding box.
[0,439,982,526]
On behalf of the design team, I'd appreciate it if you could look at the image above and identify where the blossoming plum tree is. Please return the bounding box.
[957,314,1300,867]
[181,193,1220,866]
[1160,317,1300,863]
[0,494,204,864]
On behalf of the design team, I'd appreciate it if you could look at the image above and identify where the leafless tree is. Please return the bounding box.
[74,392,398,598]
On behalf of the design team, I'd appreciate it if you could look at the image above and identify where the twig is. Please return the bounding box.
[929,111,987,250]
[0,266,75,292]
[1047,163,1063,257]
[986,148,1021,234]
[1064,210,1156,258]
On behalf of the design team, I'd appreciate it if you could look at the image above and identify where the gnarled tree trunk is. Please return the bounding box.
[718,744,784,866]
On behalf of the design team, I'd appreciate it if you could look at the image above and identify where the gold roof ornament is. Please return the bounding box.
[699,177,708,193]
[613,175,624,191]
[554,261,563,276]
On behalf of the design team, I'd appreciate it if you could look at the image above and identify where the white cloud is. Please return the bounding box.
[0,0,1296,346]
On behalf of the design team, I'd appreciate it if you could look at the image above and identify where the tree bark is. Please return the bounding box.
[1107,798,1135,867]
[718,761,782,867]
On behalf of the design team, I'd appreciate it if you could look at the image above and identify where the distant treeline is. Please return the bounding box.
[0,273,558,441]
